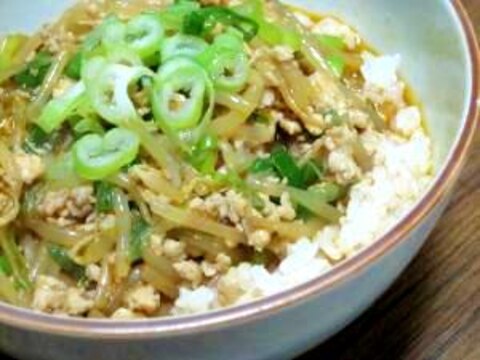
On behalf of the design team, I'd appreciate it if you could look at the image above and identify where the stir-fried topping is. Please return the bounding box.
[0,0,431,318]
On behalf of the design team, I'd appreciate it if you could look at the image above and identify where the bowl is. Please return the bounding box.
[0,1,478,359]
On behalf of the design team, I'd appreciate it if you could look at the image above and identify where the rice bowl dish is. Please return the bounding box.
[0,0,433,320]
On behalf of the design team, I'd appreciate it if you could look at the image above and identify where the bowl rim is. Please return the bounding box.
[0,0,478,340]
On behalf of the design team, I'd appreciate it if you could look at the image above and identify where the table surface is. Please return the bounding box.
[302,1,480,359]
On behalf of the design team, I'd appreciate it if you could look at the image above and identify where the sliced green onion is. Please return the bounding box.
[35,82,87,133]
[80,15,117,55]
[82,57,151,125]
[73,128,140,180]
[106,47,143,67]
[100,15,127,53]
[213,29,245,50]
[152,57,209,134]
[161,34,208,62]
[65,51,83,80]
[197,31,249,92]
[159,1,201,31]
[82,13,164,61]
[200,49,249,92]
[72,117,105,137]
[125,13,165,60]
[48,245,86,282]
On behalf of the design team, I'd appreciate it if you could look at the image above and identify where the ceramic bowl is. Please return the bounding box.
[0,1,477,359]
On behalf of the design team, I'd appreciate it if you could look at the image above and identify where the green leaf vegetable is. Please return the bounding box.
[0,229,31,290]
[14,51,53,89]
[189,134,219,174]
[65,51,83,80]
[94,181,116,213]
[0,256,12,276]
[48,245,86,282]
[250,146,324,189]
[183,6,259,41]
[129,212,151,262]
[234,0,301,50]
[317,34,348,77]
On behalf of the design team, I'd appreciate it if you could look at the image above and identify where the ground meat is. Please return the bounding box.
[200,261,217,278]
[162,238,187,261]
[64,288,95,316]
[32,276,93,315]
[216,253,232,273]
[323,125,359,152]
[260,88,276,108]
[150,234,164,256]
[261,192,296,222]
[272,110,303,136]
[40,26,76,54]
[37,185,95,226]
[189,190,249,225]
[248,229,272,250]
[124,285,161,315]
[86,264,101,283]
[174,260,203,287]
[272,45,295,62]
[200,252,233,278]
[328,148,362,184]
[13,152,45,185]
[217,264,263,306]
[111,308,145,320]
